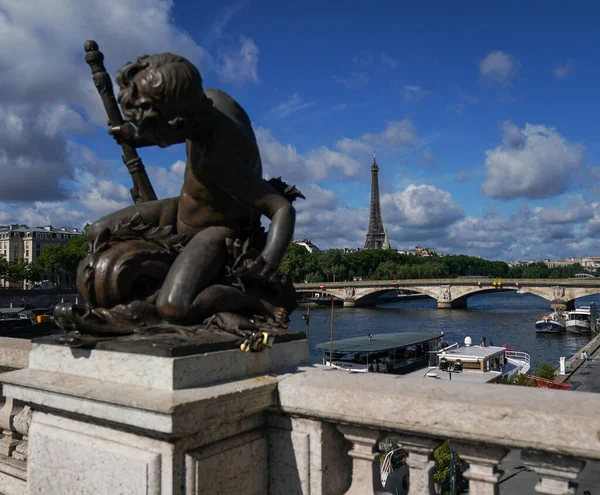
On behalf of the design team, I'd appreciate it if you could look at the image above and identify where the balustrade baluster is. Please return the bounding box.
[396,434,441,495]
[337,425,387,495]
[0,397,21,456]
[521,450,585,495]
[452,442,507,495]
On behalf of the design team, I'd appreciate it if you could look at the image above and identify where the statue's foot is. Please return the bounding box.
[258,298,289,326]
[209,312,259,336]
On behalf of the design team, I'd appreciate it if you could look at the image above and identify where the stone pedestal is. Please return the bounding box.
[0,333,308,495]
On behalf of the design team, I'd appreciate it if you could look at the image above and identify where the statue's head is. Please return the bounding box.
[116,53,209,147]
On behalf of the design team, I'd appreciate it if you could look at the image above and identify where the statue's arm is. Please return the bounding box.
[220,170,295,275]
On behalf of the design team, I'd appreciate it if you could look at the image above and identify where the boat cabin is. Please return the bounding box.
[436,345,507,374]
[316,332,443,374]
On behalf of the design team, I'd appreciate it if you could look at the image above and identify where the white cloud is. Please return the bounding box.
[148,160,186,198]
[535,197,594,225]
[479,51,520,86]
[268,93,315,119]
[337,119,419,154]
[256,127,361,182]
[216,37,260,86]
[77,180,130,217]
[402,85,429,103]
[482,122,584,200]
[382,184,464,229]
[553,60,575,79]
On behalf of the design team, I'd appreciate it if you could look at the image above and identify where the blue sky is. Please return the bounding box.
[1,0,599,261]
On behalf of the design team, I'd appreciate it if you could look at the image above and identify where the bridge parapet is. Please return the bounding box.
[294,279,600,309]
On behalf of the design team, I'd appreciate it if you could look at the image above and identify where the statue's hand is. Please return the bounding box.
[108,121,137,145]
[233,255,286,284]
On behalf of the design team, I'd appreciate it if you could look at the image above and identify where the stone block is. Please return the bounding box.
[28,412,171,495]
[186,430,267,495]
[28,339,308,390]
[0,338,31,370]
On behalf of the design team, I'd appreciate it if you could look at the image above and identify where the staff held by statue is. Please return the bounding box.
[83,40,157,204]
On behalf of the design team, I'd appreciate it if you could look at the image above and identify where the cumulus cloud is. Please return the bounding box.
[382,184,464,229]
[481,122,584,200]
[479,51,520,86]
[0,0,262,226]
[148,160,186,198]
[337,119,419,154]
[256,127,361,182]
[535,197,594,225]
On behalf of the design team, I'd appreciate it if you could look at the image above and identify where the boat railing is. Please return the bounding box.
[506,350,530,365]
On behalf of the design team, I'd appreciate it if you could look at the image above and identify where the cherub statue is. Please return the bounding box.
[54,50,303,340]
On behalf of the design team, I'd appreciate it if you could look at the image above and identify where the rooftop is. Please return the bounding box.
[315,331,440,353]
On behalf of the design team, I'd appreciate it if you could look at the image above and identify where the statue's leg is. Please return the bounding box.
[156,226,242,324]
[156,226,290,325]
[87,197,179,244]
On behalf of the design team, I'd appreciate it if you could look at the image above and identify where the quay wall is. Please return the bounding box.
[559,332,600,383]
[0,290,78,309]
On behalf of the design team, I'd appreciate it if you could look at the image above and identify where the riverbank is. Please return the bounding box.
[560,332,600,392]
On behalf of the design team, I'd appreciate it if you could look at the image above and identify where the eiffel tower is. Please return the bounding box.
[364,151,386,249]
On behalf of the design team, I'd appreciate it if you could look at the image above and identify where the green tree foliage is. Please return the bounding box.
[0,256,8,280]
[33,233,88,286]
[279,245,584,283]
[534,362,556,380]
[433,440,462,490]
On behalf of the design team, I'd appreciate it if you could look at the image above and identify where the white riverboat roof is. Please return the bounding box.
[405,365,517,384]
[438,345,506,361]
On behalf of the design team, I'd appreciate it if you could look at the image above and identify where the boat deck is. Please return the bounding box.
[405,361,521,384]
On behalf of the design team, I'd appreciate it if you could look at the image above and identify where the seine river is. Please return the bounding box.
[290,292,598,368]
[2,290,595,368]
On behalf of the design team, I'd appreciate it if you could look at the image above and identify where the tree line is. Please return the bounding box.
[280,244,593,283]
[2,235,591,289]
[0,232,88,288]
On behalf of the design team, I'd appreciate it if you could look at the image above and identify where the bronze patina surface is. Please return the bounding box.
[53,41,304,350]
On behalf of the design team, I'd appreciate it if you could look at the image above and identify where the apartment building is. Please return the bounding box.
[0,224,83,289]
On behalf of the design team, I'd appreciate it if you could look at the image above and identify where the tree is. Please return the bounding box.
[6,260,28,285]
[534,362,556,380]
[279,243,310,282]
[0,257,7,281]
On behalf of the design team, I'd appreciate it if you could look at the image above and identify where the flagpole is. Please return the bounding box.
[329,295,335,366]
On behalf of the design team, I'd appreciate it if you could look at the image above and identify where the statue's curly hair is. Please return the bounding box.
[115,53,204,124]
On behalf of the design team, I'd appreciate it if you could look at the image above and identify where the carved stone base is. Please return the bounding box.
[0,337,309,494]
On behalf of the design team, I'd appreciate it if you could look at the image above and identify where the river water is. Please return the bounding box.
[2,291,594,368]
[290,292,599,368]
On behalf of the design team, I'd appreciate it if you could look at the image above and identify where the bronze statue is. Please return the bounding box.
[53,41,303,348]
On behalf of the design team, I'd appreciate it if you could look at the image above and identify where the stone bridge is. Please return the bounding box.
[294,278,600,309]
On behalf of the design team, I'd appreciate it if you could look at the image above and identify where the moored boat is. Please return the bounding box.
[535,310,566,333]
[565,304,597,334]
[316,331,443,374]
[405,337,531,384]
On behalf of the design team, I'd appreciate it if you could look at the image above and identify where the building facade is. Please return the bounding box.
[0,224,83,289]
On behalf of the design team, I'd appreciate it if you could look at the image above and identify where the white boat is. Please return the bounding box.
[405,337,531,384]
[535,311,566,333]
[565,304,597,334]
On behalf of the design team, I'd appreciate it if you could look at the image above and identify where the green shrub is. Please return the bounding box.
[534,363,556,380]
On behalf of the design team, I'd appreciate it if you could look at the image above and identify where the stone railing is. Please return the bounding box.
[0,338,31,495]
[1,338,599,494]
[272,367,600,495]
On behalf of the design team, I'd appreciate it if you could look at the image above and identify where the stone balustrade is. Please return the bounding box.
[0,337,599,494]
[274,367,600,495]
[0,338,32,495]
